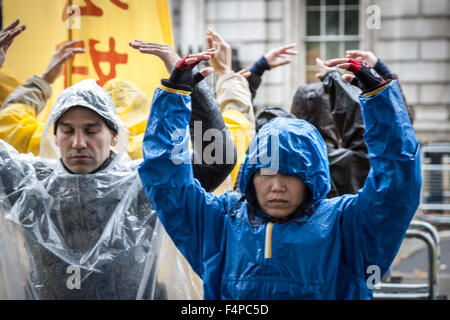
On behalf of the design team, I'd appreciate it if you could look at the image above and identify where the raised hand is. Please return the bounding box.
[40,40,86,84]
[128,40,180,73]
[0,18,26,68]
[315,57,335,80]
[206,28,232,77]
[325,58,386,91]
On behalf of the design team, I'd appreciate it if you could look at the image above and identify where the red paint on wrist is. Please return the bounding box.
[347,58,362,74]
[176,55,200,71]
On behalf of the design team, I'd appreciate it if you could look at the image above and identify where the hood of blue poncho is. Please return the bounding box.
[239,117,331,209]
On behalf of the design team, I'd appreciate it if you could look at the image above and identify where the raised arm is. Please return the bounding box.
[346,49,414,124]
[0,19,26,69]
[326,57,421,276]
[204,29,256,189]
[0,41,85,155]
[315,57,365,151]
[2,40,85,113]
[189,79,237,191]
[0,139,41,211]
[129,41,237,192]
[345,50,388,78]
[138,51,233,278]
[206,28,255,129]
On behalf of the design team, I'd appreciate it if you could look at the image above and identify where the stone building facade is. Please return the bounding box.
[171,0,450,143]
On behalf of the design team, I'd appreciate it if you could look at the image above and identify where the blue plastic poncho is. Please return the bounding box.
[139,80,421,299]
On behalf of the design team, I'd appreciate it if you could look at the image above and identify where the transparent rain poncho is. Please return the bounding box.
[0,79,202,299]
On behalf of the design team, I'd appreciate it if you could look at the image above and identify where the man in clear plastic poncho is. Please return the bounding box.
[0,21,236,299]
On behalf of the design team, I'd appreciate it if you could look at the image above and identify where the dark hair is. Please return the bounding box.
[53,107,119,135]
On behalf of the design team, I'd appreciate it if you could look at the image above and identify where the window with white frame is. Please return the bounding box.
[305,0,360,83]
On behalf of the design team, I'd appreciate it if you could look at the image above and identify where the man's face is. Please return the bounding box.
[55,107,118,174]
[253,170,307,218]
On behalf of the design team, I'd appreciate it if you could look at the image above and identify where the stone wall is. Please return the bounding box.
[171,0,291,112]
[361,0,449,143]
[206,0,289,110]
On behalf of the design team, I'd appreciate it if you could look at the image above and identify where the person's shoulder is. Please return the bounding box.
[316,194,358,212]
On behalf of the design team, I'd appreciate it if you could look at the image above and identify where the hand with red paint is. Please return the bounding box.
[162,49,216,91]
[325,58,387,92]
[206,28,232,77]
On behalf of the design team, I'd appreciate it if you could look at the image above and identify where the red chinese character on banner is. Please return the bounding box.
[58,41,89,88]
[110,0,129,10]
[62,0,129,21]
[89,37,128,86]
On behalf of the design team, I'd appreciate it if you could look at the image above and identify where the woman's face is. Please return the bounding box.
[253,170,307,218]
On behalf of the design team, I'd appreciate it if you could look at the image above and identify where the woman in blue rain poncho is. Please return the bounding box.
[139,53,422,299]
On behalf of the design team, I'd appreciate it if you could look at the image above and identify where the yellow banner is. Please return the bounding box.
[3,0,174,122]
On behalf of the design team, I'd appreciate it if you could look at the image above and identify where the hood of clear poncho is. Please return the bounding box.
[39,79,129,168]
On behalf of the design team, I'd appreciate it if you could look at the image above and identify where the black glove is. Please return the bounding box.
[161,55,206,92]
[347,58,388,93]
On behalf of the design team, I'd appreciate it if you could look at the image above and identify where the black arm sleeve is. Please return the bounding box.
[321,70,370,196]
[0,143,41,212]
[189,80,237,192]
[246,73,262,103]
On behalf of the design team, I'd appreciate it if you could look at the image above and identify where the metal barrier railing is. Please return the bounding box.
[372,142,449,300]
[417,143,450,226]
[373,220,440,300]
